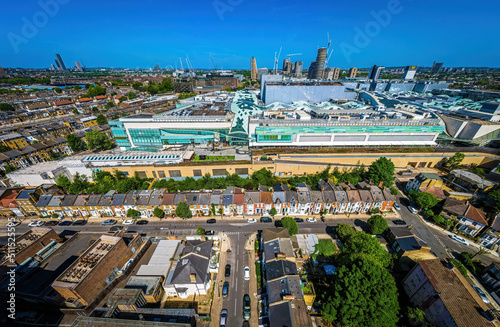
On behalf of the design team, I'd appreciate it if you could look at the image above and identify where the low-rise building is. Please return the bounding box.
[440,197,488,237]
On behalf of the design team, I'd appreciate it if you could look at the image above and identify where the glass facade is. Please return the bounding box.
[109,121,131,148]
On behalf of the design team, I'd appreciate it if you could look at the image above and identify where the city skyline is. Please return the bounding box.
[0,0,499,69]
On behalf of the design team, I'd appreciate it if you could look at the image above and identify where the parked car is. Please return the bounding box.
[243,294,251,320]
[225,264,231,277]
[6,221,21,227]
[473,285,490,304]
[58,221,71,226]
[136,220,149,225]
[244,266,250,280]
[449,234,469,246]
[110,226,123,232]
[220,309,228,327]
[206,218,216,224]
[242,321,250,327]
[28,221,44,227]
[44,220,59,226]
[260,216,272,223]
[72,220,87,226]
[393,219,407,226]
[306,218,317,223]
[102,219,117,226]
[394,203,401,211]
[122,219,135,225]
[247,218,257,223]
[408,206,418,214]
[274,220,283,227]
[294,218,304,223]
[222,282,229,297]
[205,230,215,236]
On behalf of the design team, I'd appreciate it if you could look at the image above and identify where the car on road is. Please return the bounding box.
[294,218,304,223]
[225,264,231,277]
[222,281,229,297]
[44,220,59,226]
[274,220,282,227]
[72,220,87,226]
[260,216,272,223]
[6,221,21,227]
[393,219,407,226]
[449,234,469,246]
[28,221,44,227]
[206,218,216,224]
[408,206,418,214]
[110,226,123,232]
[136,220,149,225]
[59,221,71,226]
[242,321,250,327]
[122,219,135,225]
[220,309,228,327]
[102,219,117,226]
[394,203,401,211]
[243,294,251,320]
[247,218,257,223]
[244,266,250,280]
[205,230,215,236]
[472,285,490,304]
[306,218,317,223]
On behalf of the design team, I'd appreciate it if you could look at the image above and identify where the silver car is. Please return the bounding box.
[220,309,228,327]
[473,285,490,304]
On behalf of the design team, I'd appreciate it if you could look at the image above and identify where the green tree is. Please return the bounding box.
[269,207,277,218]
[336,224,356,241]
[132,81,142,90]
[127,91,137,99]
[105,101,115,109]
[0,144,11,152]
[196,226,205,235]
[486,189,500,214]
[56,174,72,191]
[281,216,299,236]
[444,152,465,169]
[127,208,139,218]
[321,256,399,327]
[312,239,337,259]
[367,215,388,234]
[74,85,82,90]
[175,202,192,219]
[153,207,164,218]
[217,207,223,217]
[410,190,439,210]
[0,103,15,112]
[407,307,425,323]
[86,84,106,97]
[96,114,108,125]
[52,213,59,219]
[367,157,395,187]
[4,165,17,174]
[68,173,89,194]
[85,130,113,150]
[54,87,62,93]
[342,231,393,268]
[72,108,79,115]
[162,78,173,91]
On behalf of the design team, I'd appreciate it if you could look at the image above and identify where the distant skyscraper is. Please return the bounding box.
[54,59,62,71]
[55,53,66,70]
[368,65,384,80]
[293,61,303,77]
[349,67,358,78]
[313,47,327,80]
[307,61,316,79]
[403,66,418,80]
[75,61,84,72]
[257,68,268,80]
[51,64,56,71]
[154,64,160,71]
[282,59,291,75]
[251,57,257,80]
[431,61,444,73]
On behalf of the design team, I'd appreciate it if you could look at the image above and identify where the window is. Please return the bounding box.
[169,170,182,177]
[137,171,147,178]
[152,171,157,179]
[193,169,202,177]
[157,170,166,178]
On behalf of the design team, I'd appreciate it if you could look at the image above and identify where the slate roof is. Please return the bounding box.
[148,188,166,206]
[358,189,373,203]
[98,191,115,206]
[267,275,303,304]
[286,191,299,205]
[222,194,233,206]
[269,299,311,327]
[198,193,211,206]
[395,236,429,252]
[60,194,78,207]
[273,191,286,204]
[244,191,260,204]
[370,186,384,202]
[73,194,90,206]
[123,191,139,206]
[334,191,347,203]
[86,194,102,206]
[265,259,298,281]
[182,240,213,259]
[136,190,153,205]
[273,183,290,192]
[111,193,126,206]
[346,190,361,203]
[170,254,210,285]
[35,194,53,207]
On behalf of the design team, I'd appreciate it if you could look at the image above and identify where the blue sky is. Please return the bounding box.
[1,0,499,69]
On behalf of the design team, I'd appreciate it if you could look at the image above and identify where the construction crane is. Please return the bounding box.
[179,57,184,70]
[284,53,302,60]
[209,54,217,71]
[185,54,193,71]
[323,32,334,69]
[273,46,282,74]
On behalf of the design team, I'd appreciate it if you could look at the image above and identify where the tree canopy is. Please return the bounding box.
[341,230,393,268]
[85,130,113,150]
[367,157,395,187]
[409,190,439,210]
[335,224,356,241]
[281,216,299,236]
[0,103,15,112]
[96,114,108,125]
[127,209,139,218]
[86,84,106,97]
[153,207,164,218]
[196,226,205,235]
[312,239,337,260]
[321,256,399,327]
[175,202,192,218]
[444,152,465,170]
[367,215,388,235]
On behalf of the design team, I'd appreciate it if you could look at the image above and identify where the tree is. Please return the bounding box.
[54,87,62,93]
[269,207,277,218]
[486,189,500,214]
[72,108,79,115]
[0,144,11,152]
[342,231,393,268]
[105,101,115,109]
[367,215,388,235]
[153,207,164,218]
[175,202,192,219]
[444,152,465,169]
[127,208,139,218]
[281,216,299,236]
[86,84,106,97]
[196,226,205,235]
[367,157,395,187]
[74,85,82,90]
[321,256,399,327]
[407,307,425,323]
[52,213,59,219]
[410,190,439,210]
[96,114,108,125]
[56,174,72,191]
[132,81,142,90]
[4,165,17,174]
[312,239,337,259]
[127,91,137,99]
[336,224,356,241]
[85,130,113,150]
[68,173,89,194]
[0,103,15,112]
[66,133,86,152]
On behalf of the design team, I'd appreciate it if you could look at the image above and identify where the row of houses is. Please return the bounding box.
[1,181,397,219]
